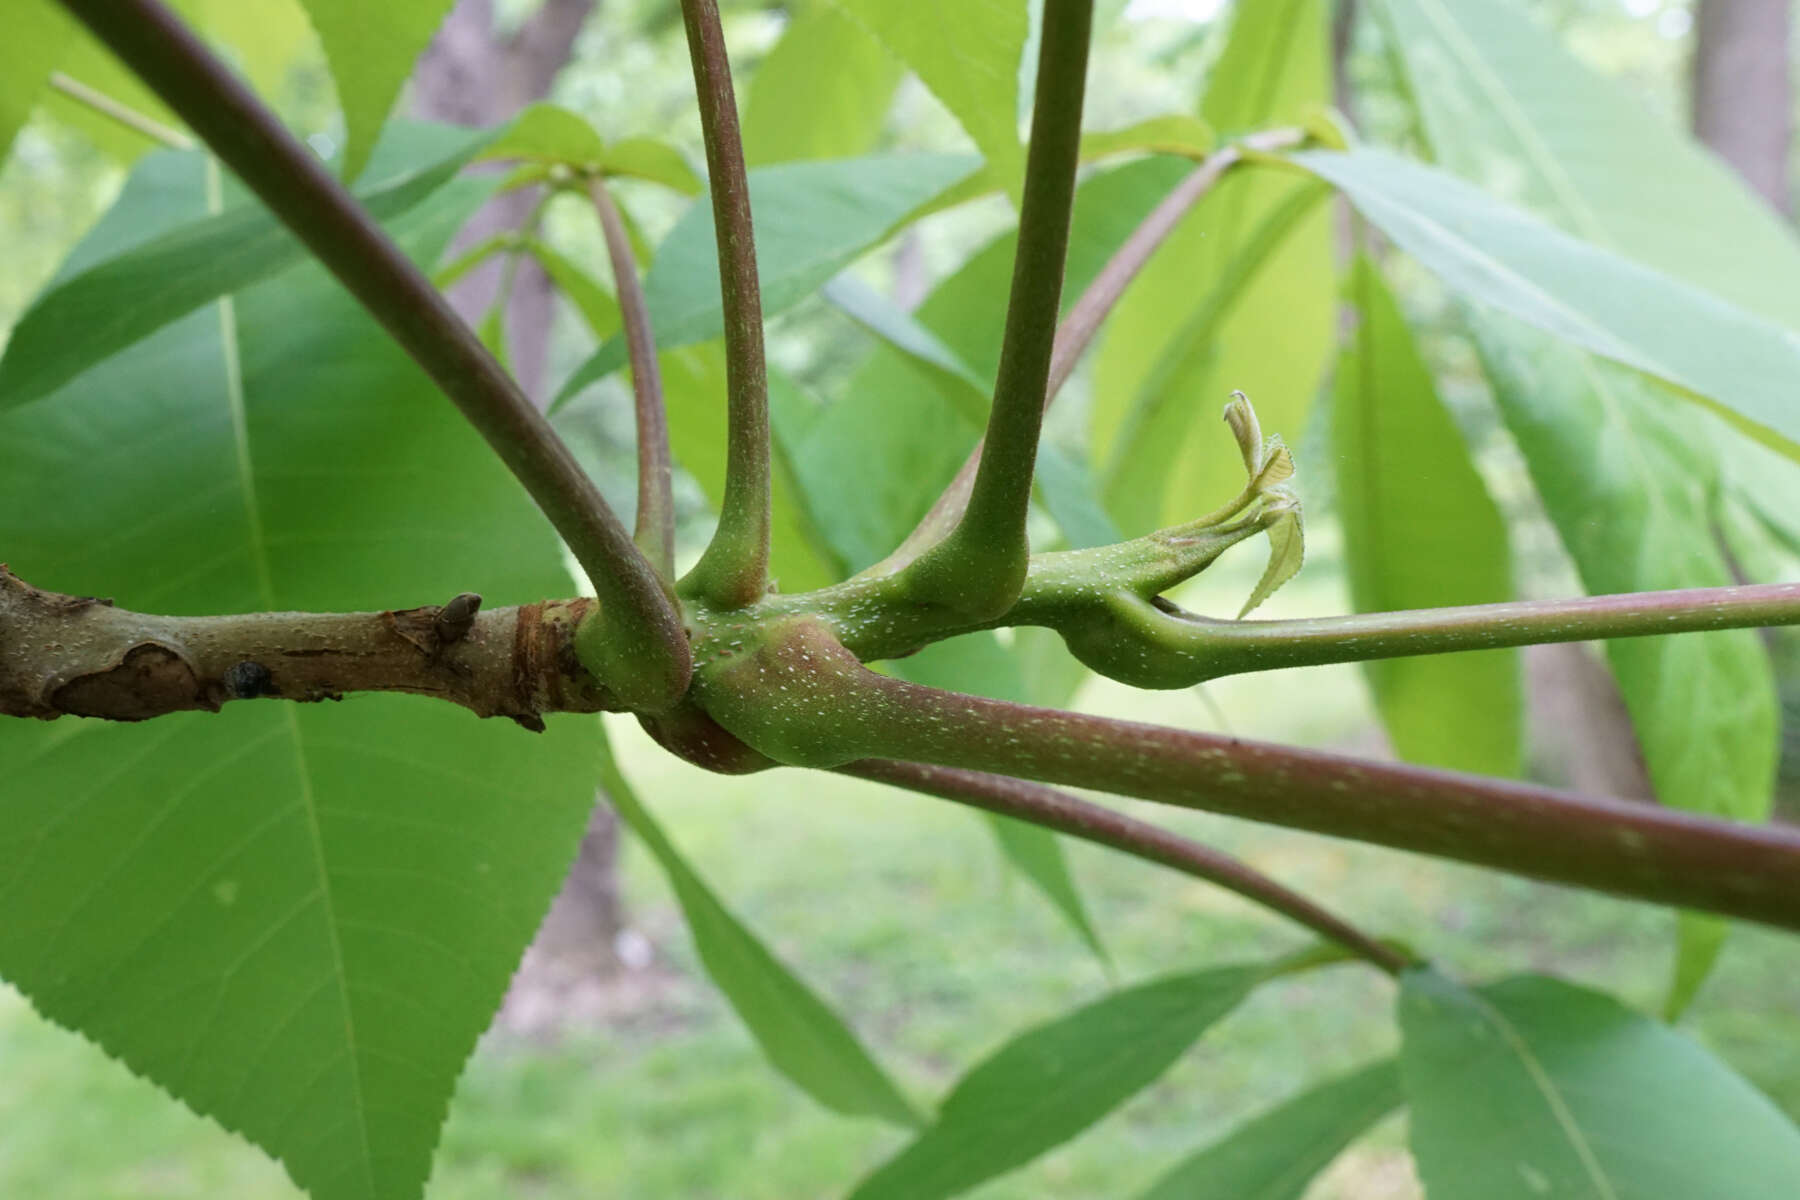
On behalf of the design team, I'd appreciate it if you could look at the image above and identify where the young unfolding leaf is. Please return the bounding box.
[1291,147,1800,460]
[828,0,1025,201]
[1334,257,1519,776]
[480,102,703,194]
[0,150,598,1200]
[1399,970,1800,1199]
[1239,502,1303,618]
[596,728,923,1128]
[0,126,490,413]
[847,961,1278,1200]
[298,0,457,182]
[553,153,979,407]
[1134,1058,1402,1200]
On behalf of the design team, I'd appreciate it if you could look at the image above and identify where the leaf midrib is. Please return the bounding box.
[208,156,377,1198]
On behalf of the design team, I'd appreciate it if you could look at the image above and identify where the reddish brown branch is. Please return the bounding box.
[590,177,675,577]
[697,620,1800,933]
[843,759,1410,975]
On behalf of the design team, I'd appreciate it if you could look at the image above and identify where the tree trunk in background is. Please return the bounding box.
[414,0,633,1003]
[1691,0,1793,215]
[1692,0,1800,819]
[413,0,596,400]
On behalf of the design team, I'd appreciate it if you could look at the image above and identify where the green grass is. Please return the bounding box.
[5,576,1799,1198]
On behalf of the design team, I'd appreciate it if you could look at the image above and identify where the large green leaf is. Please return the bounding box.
[1290,148,1800,460]
[553,153,979,407]
[1367,0,1795,1004]
[596,730,920,1127]
[1335,257,1518,776]
[742,0,902,166]
[1475,326,1775,1003]
[827,0,1025,201]
[0,0,73,166]
[847,962,1271,1200]
[0,151,599,1200]
[1093,0,1335,533]
[0,126,490,414]
[1399,971,1800,1198]
[298,0,456,182]
[1135,1058,1402,1200]
[1371,0,1800,330]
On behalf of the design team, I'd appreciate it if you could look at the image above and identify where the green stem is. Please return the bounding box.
[697,620,1800,933]
[1085,582,1800,688]
[843,759,1410,975]
[900,0,1095,619]
[56,0,691,712]
[590,176,676,577]
[677,0,771,608]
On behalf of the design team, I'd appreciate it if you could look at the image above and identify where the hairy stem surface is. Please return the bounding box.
[55,0,691,711]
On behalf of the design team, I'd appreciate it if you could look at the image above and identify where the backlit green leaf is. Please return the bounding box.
[1094,0,1335,534]
[0,0,74,166]
[1291,147,1800,460]
[553,153,979,407]
[1334,257,1519,776]
[828,0,1025,201]
[1399,970,1800,1199]
[298,0,457,182]
[743,1,902,166]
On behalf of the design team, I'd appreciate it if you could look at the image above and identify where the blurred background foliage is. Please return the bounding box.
[2,1,1798,1197]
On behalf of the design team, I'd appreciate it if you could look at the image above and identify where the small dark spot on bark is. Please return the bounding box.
[223,660,276,699]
